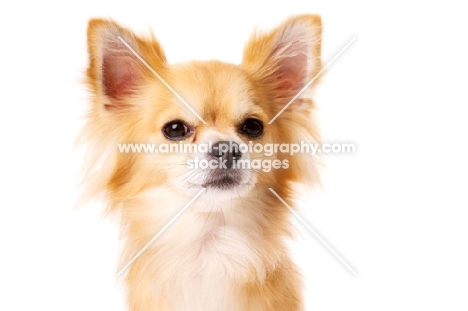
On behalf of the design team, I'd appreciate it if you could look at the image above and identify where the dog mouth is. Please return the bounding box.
[202,173,242,190]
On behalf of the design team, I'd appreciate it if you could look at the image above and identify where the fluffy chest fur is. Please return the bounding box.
[121,190,288,311]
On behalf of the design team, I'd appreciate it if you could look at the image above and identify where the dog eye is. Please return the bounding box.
[163,120,192,140]
[239,118,264,138]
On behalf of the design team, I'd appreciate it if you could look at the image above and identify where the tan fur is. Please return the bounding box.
[81,15,322,310]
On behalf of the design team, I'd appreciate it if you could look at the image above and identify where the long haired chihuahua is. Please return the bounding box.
[81,14,322,311]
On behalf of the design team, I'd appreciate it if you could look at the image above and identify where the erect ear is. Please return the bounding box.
[86,18,167,111]
[241,15,321,106]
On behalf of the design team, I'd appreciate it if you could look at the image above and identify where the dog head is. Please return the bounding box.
[82,16,322,204]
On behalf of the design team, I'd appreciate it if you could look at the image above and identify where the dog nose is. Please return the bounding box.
[211,141,242,169]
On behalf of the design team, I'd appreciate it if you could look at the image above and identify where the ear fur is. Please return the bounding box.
[86,18,167,111]
[241,15,322,107]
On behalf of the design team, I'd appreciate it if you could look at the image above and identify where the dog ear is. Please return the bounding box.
[241,15,321,108]
[86,19,166,111]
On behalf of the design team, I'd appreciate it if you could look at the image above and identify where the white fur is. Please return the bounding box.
[123,187,281,311]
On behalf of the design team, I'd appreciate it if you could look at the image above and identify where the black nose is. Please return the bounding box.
[211,141,242,169]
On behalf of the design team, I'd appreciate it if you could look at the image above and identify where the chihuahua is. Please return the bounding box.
[82,15,322,311]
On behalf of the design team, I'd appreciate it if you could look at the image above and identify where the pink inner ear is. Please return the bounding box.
[102,54,140,99]
[274,54,307,95]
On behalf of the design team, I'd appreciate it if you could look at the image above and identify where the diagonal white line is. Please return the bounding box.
[268,37,356,124]
[118,36,207,124]
[117,188,206,276]
[268,188,357,275]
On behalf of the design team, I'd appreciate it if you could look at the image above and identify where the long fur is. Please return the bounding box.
[80,15,322,311]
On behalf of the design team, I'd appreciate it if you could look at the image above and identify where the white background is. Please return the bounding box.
[1,0,467,310]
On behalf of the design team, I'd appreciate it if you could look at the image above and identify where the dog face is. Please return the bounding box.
[141,61,265,199]
[84,16,322,203]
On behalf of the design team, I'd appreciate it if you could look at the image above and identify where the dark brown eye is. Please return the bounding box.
[163,120,192,140]
[239,118,264,138]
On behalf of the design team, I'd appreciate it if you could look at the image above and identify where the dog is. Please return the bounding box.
[81,14,322,310]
